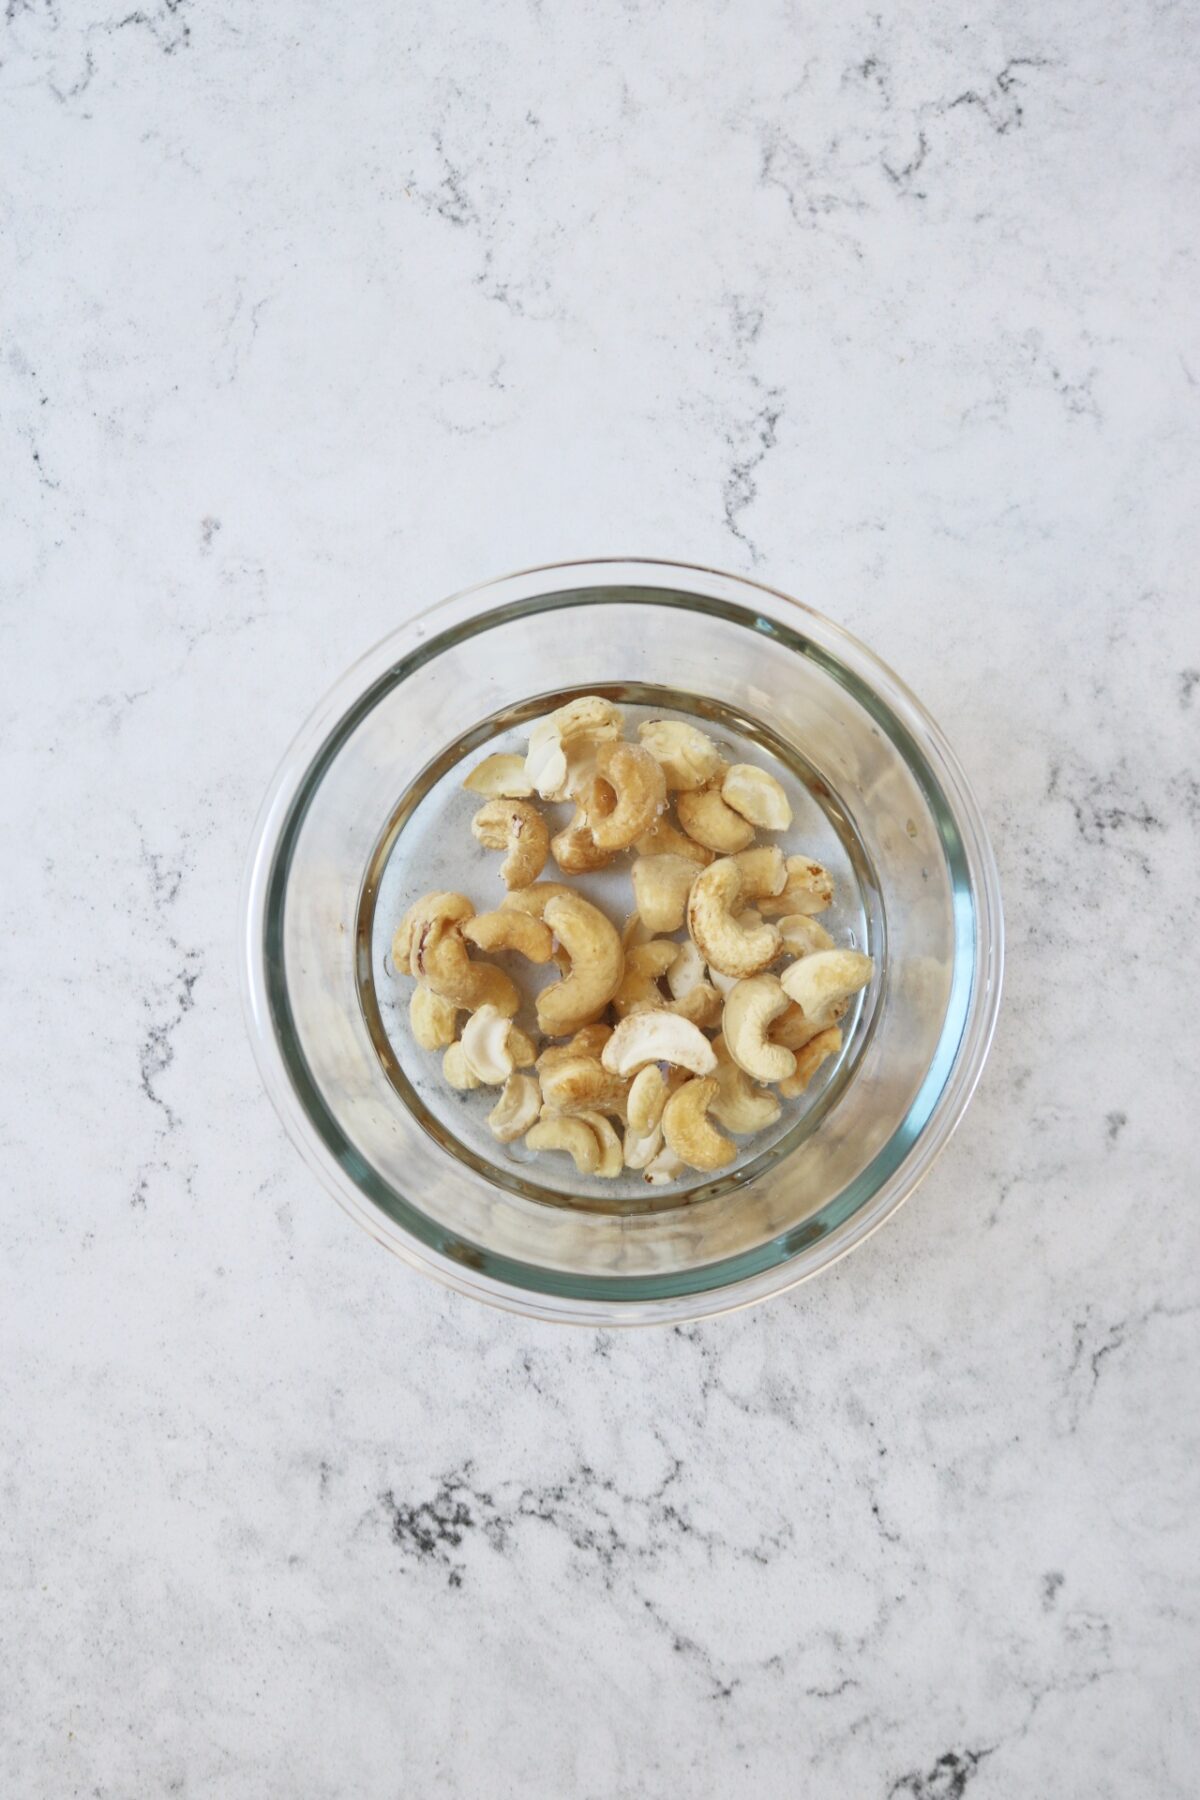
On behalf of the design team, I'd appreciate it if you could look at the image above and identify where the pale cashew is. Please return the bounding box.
[525,696,624,801]
[627,1064,668,1135]
[550,810,616,874]
[780,949,873,1031]
[687,860,782,979]
[462,752,533,798]
[777,915,835,957]
[574,1110,624,1178]
[721,763,793,830]
[584,741,666,851]
[409,985,459,1051]
[630,854,696,932]
[770,1001,844,1052]
[472,799,550,889]
[634,815,713,866]
[710,1035,782,1134]
[662,1077,736,1172]
[613,940,678,1018]
[637,719,725,790]
[393,891,474,974]
[539,1055,630,1119]
[462,909,554,963]
[601,1011,717,1078]
[460,1004,519,1084]
[487,1072,542,1143]
[443,1041,483,1090]
[732,846,787,901]
[623,1120,664,1171]
[668,983,724,1030]
[666,939,706,1001]
[676,784,756,854]
[758,855,835,917]
[500,882,574,918]
[644,1144,687,1184]
[536,895,624,1036]
[777,1027,843,1099]
[525,1113,602,1174]
[722,974,796,1083]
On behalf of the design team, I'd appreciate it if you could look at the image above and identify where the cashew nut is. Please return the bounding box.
[732,845,786,901]
[613,940,678,1017]
[550,810,616,874]
[710,1034,782,1134]
[583,740,666,851]
[668,982,724,1030]
[623,1120,664,1171]
[574,1110,624,1178]
[643,1145,687,1185]
[462,909,554,963]
[665,939,705,1001]
[777,1026,843,1099]
[721,974,796,1083]
[460,1004,520,1084]
[662,1077,736,1172]
[539,1054,630,1119]
[634,815,714,866]
[472,800,550,889]
[758,855,835,917]
[414,921,520,1016]
[630,854,696,933]
[462,752,533,798]
[500,882,574,918]
[687,860,782,979]
[525,696,624,801]
[627,1064,668,1135]
[486,1072,542,1142]
[721,763,793,830]
[409,985,459,1051]
[676,784,756,854]
[601,1011,717,1078]
[536,1024,613,1072]
[393,891,474,974]
[637,719,725,790]
[524,1113,602,1175]
[536,895,624,1036]
[443,1041,483,1090]
[776,914,835,958]
[622,911,656,949]
[770,1001,842,1053]
[780,949,873,1030]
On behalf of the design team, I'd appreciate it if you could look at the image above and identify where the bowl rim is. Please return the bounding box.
[240,556,1004,1325]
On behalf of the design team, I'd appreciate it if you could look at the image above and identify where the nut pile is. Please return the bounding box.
[392,697,874,1184]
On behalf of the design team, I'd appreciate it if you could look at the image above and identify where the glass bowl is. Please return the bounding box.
[240,559,1003,1324]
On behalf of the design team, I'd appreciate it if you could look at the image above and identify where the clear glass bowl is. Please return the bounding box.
[241,560,1003,1324]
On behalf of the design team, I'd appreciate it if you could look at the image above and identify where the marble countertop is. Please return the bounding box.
[3,1,1197,1793]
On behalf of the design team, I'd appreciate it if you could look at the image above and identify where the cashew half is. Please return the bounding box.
[472,800,550,889]
[721,763,793,830]
[460,1004,520,1084]
[634,816,714,866]
[409,985,459,1051]
[758,856,835,917]
[393,891,474,974]
[687,860,782,979]
[525,1114,602,1174]
[662,1077,736,1172]
[770,1001,842,1053]
[644,1145,687,1185]
[536,895,624,1036]
[637,719,725,790]
[613,940,678,1017]
[525,696,624,801]
[666,939,706,1001]
[780,949,873,1031]
[732,846,787,901]
[601,1011,717,1078]
[463,909,554,963]
[462,752,533,799]
[487,1072,542,1142]
[574,1110,624,1178]
[627,1064,669,1135]
[630,854,696,933]
[777,915,835,957]
[722,974,796,1083]
[710,1035,782,1134]
[443,1041,483,1090]
[777,1027,843,1099]
[623,1120,664,1170]
[676,784,756,854]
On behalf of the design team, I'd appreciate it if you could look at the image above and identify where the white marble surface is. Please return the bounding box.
[3,0,1198,1793]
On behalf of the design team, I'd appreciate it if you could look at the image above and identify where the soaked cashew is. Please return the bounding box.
[732,846,787,901]
[780,949,873,1030]
[409,985,459,1051]
[472,800,550,889]
[668,983,724,1030]
[623,1120,664,1170]
[415,919,521,1016]
[666,939,706,1001]
[777,915,835,957]
[687,860,782,980]
[462,752,533,799]
[539,1055,630,1119]
[770,1001,844,1053]
[460,1005,521,1084]
[574,1110,624,1178]
[634,816,714,866]
[501,882,575,918]
[487,1072,542,1143]
[722,973,796,1083]
[637,719,725,790]
[777,1027,843,1099]
[722,763,793,830]
[443,1041,483,1090]
[613,940,678,1017]
[462,909,554,963]
[630,854,697,932]
[525,696,624,801]
[601,1011,717,1078]
[525,1113,602,1175]
[393,891,474,975]
[587,740,666,851]
[644,1145,687,1185]
[536,895,624,1036]
[710,1035,782,1134]
[550,810,616,874]
[566,1022,614,1060]
[627,1064,669,1135]
[758,856,835,917]
[622,911,656,949]
[662,1077,736,1172]
[676,784,756,854]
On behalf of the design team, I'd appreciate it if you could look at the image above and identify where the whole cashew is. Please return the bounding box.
[487,1072,542,1143]
[613,940,678,1017]
[721,763,793,830]
[415,917,521,1015]
[627,1064,668,1135]
[539,1055,630,1119]
[710,1035,782,1134]
[462,752,533,798]
[536,895,624,1036]
[460,1004,528,1084]
[630,854,697,932]
[676,784,756,854]
[777,1026,843,1098]
[721,974,796,1083]
[601,1011,717,1078]
[780,949,873,1030]
[550,809,616,874]
[585,741,667,851]
[462,909,554,963]
[573,1110,624,1178]
[524,1113,602,1175]
[662,1077,736,1172]
[758,855,835,917]
[393,891,474,974]
[687,859,782,979]
[637,719,725,790]
[409,985,459,1051]
[472,800,550,889]
[634,815,714,866]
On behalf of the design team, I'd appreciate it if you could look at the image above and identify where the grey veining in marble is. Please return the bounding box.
[2,0,1197,1794]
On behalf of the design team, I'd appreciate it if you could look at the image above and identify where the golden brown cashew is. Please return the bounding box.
[758,856,835,917]
[777,1027,843,1098]
[732,846,787,901]
[687,859,782,979]
[501,882,574,919]
[409,985,459,1051]
[487,1073,542,1142]
[637,719,725,790]
[662,1077,736,1172]
[721,763,793,830]
[462,752,533,798]
[585,741,667,851]
[462,909,554,964]
[601,1011,717,1078]
[630,854,697,932]
[393,891,475,974]
[710,1035,782,1134]
[550,810,616,874]
[536,895,624,1036]
[770,1001,845,1053]
[539,1055,630,1119]
[634,815,714,866]
[627,1064,669,1135]
[780,949,873,1030]
[472,800,550,889]
[676,785,756,854]
[612,940,678,1017]
[524,1114,602,1174]
[722,974,796,1083]
[415,921,521,1016]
